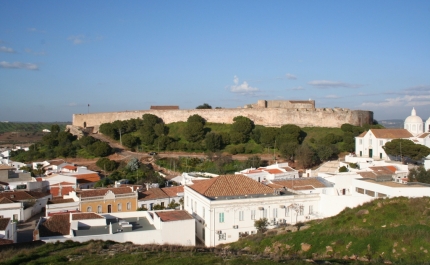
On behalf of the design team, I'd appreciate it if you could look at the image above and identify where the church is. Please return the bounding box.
[355,108,430,161]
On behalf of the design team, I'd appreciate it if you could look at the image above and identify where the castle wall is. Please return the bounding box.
[73,108,373,129]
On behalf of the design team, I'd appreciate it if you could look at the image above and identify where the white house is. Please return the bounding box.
[0,218,17,243]
[355,108,430,160]
[184,174,321,247]
[34,210,195,246]
[237,162,300,182]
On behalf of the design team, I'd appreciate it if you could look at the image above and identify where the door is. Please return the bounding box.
[380,153,382,159]
[369,149,373,158]
[107,205,112,213]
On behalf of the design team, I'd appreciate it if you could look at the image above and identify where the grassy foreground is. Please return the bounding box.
[2,197,430,264]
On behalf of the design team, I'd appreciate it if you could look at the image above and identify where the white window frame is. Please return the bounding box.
[97,205,102,213]
[251,210,256,220]
[239,211,244,221]
[219,212,224,223]
[127,202,131,210]
[118,203,122,212]
[87,206,92,212]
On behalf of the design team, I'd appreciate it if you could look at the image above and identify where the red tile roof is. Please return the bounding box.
[263,168,283,174]
[139,188,169,201]
[62,165,77,170]
[0,191,49,201]
[50,186,75,197]
[281,167,295,172]
[0,197,14,204]
[75,173,100,183]
[418,133,430,138]
[72,213,104,220]
[368,166,396,175]
[0,165,13,170]
[77,187,134,198]
[370,129,413,139]
[0,218,10,230]
[357,171,377,179]
[189,174,274,197]
[39,214,70,237]
[48,198,75,204]
[269,178,326,190]
[155,211,193,222]
[161,186,184,197]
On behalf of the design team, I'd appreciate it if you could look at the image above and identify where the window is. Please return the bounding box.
[309,205,313,215]
[219,212,224,223]
[263,209,267,218]
[285,207,290,217]
[369,139,372,145]
[359,139,362,145]
[239,211,244,221]
[379,140,383,146]
[194,201,197,212]
[202,206,205,218]
[87,206,92,212]
[218,233,226,240]
[127,202,131,210]
[251,210,256,220]
[118,203,122,212]
[273,208,278,218]
[186,196,189,206]
[299,206,304,216]
[97,205,102,213]
[161,202,165,208]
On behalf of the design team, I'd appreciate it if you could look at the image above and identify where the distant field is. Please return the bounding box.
[0,122,70,145]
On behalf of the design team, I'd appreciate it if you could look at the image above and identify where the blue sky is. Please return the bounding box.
[1,1,429,122]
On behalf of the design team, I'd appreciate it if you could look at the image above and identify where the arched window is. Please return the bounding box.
[97,205,102,213]
[127,202,131,210]
[118,203,122,212]
[87,206,92,212]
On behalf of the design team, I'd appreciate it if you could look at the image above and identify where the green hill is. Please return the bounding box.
[2,197,430,264]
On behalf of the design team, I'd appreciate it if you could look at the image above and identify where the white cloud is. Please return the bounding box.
[286,73,297,80]
[0,46,15,53]
[325,94,340,99]
[362,95,430,108]
[67,35,86,45]
[287,86,304,90]
[308,80,362,88]
[229,76,259,94]
[0,61,39,70]
[24,48,46,56]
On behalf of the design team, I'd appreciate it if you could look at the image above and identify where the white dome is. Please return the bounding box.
[404,107,423,135]
[405,115,423,124]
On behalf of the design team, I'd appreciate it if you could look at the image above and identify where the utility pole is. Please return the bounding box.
[119,129,122,146]
[88,104,90,114]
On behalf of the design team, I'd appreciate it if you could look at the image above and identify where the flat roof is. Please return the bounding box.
[73,217,156,237]
[358,179,430,188]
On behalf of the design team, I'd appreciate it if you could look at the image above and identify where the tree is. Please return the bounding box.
[142,114,161,128]
[127,157,140,171]
[232,116,254,136]
[196,103,212,109]
[96,158,118,172]
[121,134,140,148]
[316,145,335,161]
[254,218,269,233]
[408,166,430,184]
[167,199,180,209]
[87,141,113,157]
[339,166,348,172]
[244,155,262,169]
[187,114,206,125]
[383,139,430,161]
[278,124,304,144]
[185,115,206,142]
[295,144,316,169]
[154,123,168,137]
[259,127,279,147]
[205,132,222,152]
[279,142,299,160]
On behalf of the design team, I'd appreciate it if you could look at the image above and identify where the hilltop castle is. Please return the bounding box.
[71,100,373,133]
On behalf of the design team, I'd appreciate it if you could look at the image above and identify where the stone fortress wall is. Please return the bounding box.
[72,100,373,132]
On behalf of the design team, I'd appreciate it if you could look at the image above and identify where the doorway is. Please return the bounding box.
[107,205,112,213]
[369,149,373,158]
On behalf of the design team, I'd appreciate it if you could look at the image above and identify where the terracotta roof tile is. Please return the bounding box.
[72,213,104,220]
[155,211,193,222]
[0,191,35,201]
[48,198,75,204]
[0,197,14,204]
[78,187,134,198]
[269,178,327,190]
[75,173,100,183]
[0,218,10,230]
[50,186,75,197]
[368,166,396,175]
[263,168,283,174]
[161,186,184,197]
[189,174,274,198]
[418,133,430,138]
[139,188,169,201]
[62,165,77,170]
[39,214,70,237]
[370,129,413,139]
[358,171,377,179]
[0,165,13,170]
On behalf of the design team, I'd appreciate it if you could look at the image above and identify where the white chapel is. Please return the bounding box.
[355,108,430,160]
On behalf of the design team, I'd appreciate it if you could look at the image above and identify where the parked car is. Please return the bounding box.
[148,152,157,155]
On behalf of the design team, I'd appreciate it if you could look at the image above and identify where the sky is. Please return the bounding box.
[1,1,429,122]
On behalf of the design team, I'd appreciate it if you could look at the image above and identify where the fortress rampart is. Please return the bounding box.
[73,107,373,131]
